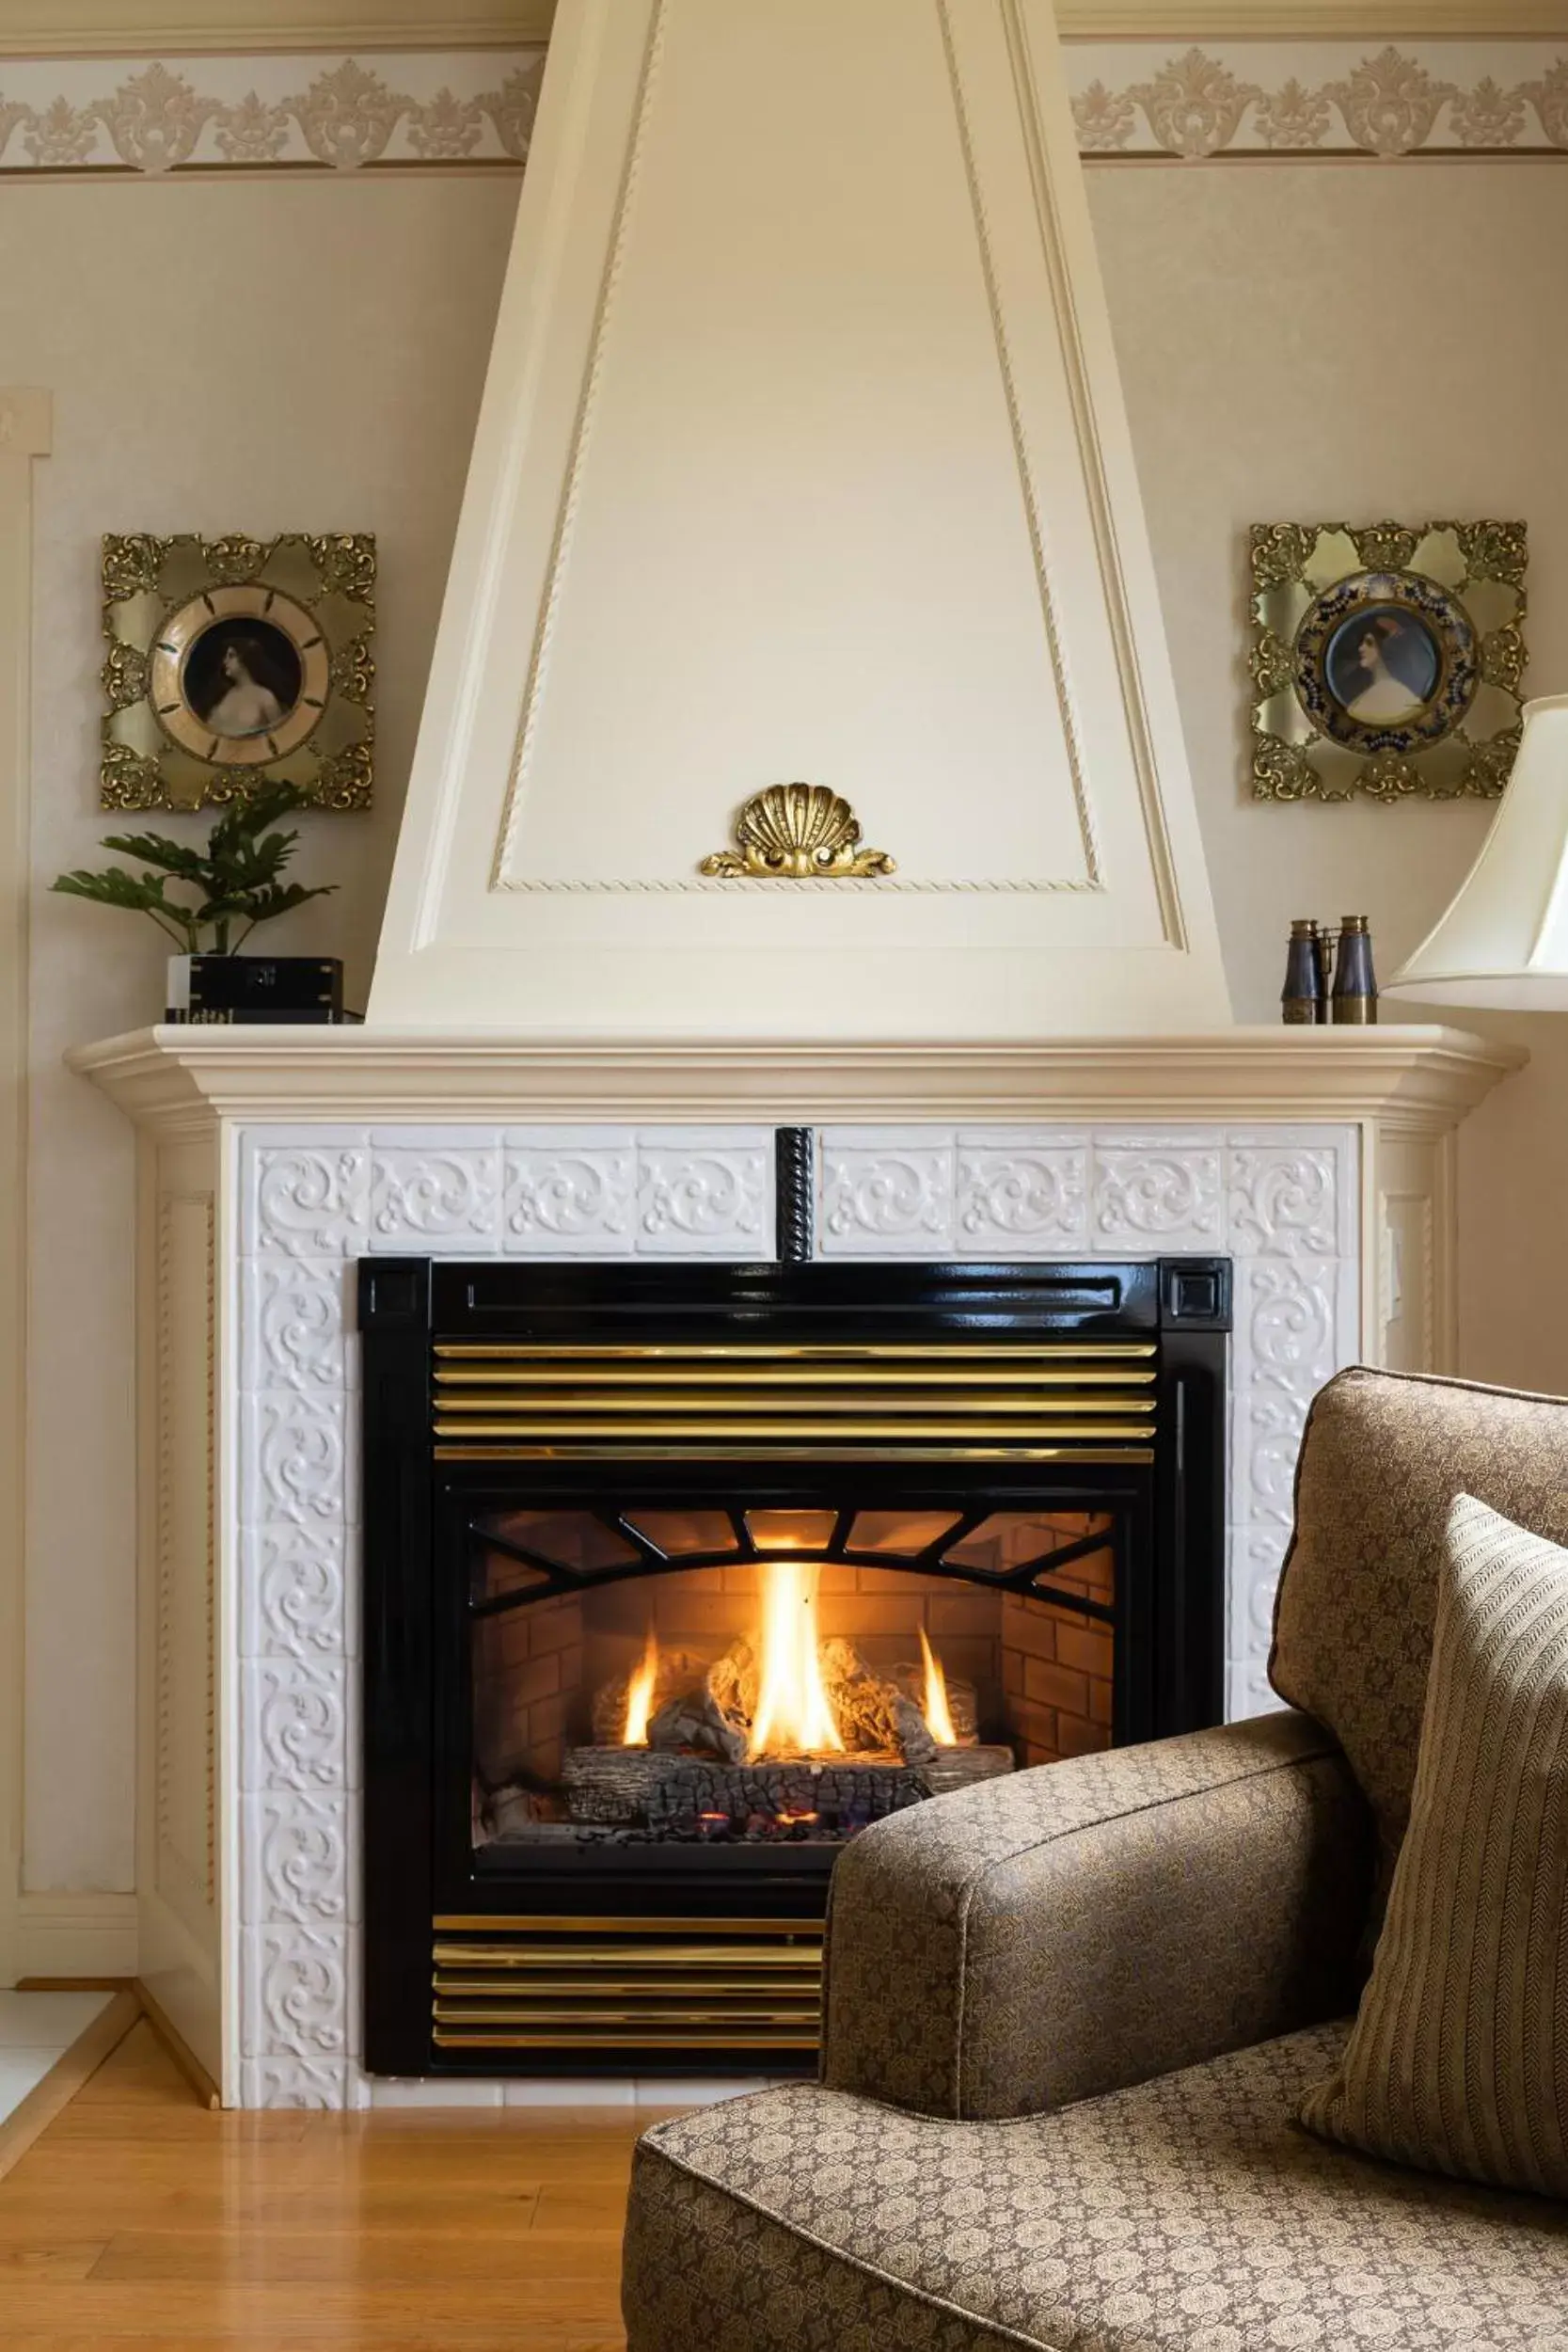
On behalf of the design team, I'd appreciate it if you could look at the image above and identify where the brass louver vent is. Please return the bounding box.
[432,1915,825,2051]
[433,1341,1158,1461]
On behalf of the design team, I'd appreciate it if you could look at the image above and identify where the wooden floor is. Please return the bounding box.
[0,2021,657,2348]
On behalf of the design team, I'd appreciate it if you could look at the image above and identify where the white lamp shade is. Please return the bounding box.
[1386,693,1568,1010]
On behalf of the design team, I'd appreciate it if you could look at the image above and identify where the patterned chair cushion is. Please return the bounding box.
[1303,1494,1568,2197]
[1272,1367,1568,1896]
[624,2026,1568,2352]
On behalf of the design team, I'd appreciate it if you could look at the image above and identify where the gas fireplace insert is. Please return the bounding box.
[360,1250,1228,2077]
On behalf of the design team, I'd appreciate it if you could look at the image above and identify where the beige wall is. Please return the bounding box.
[1086,159,1568,1394]
[3,175,518,1892]
[5,153,1563,1899]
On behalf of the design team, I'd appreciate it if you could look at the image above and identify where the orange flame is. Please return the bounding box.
[623,1629,659,1746]
[747,1562,843,1760]
[919,1626,958,1747]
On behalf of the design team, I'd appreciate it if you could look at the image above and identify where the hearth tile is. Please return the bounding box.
[241,1259,349,1396]
[240,1654,347,1796]
[239,1523,348,1662]
[241,1790,351,1928]
[502,2076,636,2106]
[371,2077,504,2107]
[242,1135,371,1258]
[1226,1129,1356,1259]
[242,1390,348,1529]
[953,1136,1088,1253]
[243,1923,357,2061]
[1086,1130,1223,1253]
[633,1132,772,1256]
[239,2056,351,2110]
[818,1134,955,1254]
[1237,1257,1344,1397]
[368,1135,503,1254]
[501,1135,636,1254]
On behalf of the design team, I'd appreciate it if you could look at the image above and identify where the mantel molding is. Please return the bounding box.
[67,1024,1526,1143]
[0,3,1552,58]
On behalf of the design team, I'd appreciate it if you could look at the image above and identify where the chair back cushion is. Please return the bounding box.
[1271,1367,1568,1889]
[1300,1493,1568,2195]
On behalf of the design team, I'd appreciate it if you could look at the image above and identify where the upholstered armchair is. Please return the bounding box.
[623,1369,1568,2351]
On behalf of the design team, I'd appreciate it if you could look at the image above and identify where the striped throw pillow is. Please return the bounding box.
[1300,1491,1568,2196]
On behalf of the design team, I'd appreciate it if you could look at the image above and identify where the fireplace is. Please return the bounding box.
[359,1210,1229,2078]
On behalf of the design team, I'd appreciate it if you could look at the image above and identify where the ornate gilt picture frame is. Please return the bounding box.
[1248,519,1527,803]
[100,532,375,811]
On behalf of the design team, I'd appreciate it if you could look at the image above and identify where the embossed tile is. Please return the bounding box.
[502,1128,635,1254]
[240,2057,351,2110]
[1227,1130,1356,1259]
[242,1924,356,2060]
[953,1132,1088,1254]
[241,1260,349,1395]
[633,1130,772,1256]
[239,1524,349,1663]
[240,1655,347,1796]
[242,1390,348,1528]
[242,1135,371,1258]
[241,1791,352,1928]
[1239,1257,1343,1395]
[369,1131,502,1254]
[1233,1385,1310,1533]
[818,1130,955,1254]
[1087,1130,1223,1252]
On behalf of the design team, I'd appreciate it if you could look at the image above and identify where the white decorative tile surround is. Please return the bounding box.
[68,1021,1524,2106]
[233,1117,1354,2108]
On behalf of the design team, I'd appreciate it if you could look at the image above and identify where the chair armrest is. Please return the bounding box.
[819,1710,1370,2120]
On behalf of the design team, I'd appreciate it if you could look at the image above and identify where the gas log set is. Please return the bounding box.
[483,1560,1013,1849]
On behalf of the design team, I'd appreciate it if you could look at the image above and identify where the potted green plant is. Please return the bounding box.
[53,782,344,1023]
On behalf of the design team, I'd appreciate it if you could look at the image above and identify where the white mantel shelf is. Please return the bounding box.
[69,1023,1525,1139]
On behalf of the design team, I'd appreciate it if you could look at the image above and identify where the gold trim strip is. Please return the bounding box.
[434,2029,820,2050]
[435,1975,818,1998]
[436,1391,1157,1416]
[437,1419,1157,1440]
[434,1943,823,1970]
[435,1364,1157,1389]
[437,1442,1157,1463]
[435,2005,820,2027]
[433,1915,823,1935]
[435,1342,1157,1361]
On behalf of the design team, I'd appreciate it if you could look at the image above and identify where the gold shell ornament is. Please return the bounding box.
[699,785,895,879]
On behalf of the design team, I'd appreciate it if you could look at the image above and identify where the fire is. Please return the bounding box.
[623,1629,660,1746]
[747,1562,844,1759]
[919,1625,958,1746]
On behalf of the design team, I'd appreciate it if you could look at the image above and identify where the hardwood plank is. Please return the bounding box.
[0,2019,662,2348]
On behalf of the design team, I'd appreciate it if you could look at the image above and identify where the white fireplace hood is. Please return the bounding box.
[369,0,1230,1039]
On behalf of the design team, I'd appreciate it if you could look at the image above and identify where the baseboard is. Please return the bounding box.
[9,1892,137,1981]
[135,1977,220,2109]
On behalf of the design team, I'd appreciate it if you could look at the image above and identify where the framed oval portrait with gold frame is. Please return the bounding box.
[1248,519,1527,803]
[100,532,374,812]
[148,585,332,769]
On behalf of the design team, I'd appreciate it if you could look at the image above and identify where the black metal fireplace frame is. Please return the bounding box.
[359,1255,1229,2077]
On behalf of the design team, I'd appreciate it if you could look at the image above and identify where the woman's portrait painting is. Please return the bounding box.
[182,618,305,740]
[1323,607,1441,726]
[1249,520,1527,802]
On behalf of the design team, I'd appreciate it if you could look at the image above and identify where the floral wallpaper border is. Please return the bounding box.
[0,42,1565,172]
[0,51,546,170]
[1066,41,1568,158]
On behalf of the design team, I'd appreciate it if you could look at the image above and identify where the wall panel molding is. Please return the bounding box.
[0,389,47,1989]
